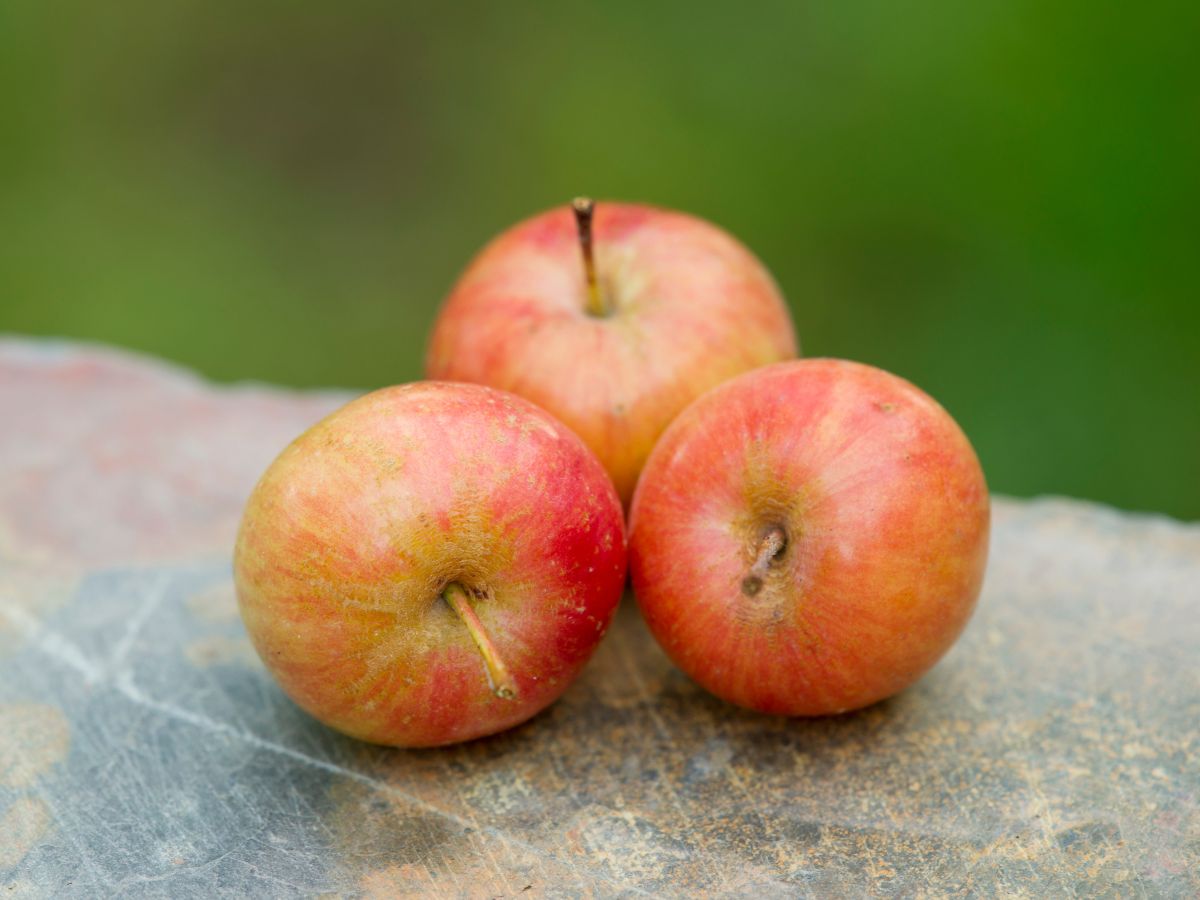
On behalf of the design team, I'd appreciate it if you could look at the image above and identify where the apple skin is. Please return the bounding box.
[628,359,989,716]
[426,201,798,505]
[234,382,626,747]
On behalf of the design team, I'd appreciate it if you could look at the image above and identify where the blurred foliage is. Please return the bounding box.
[2,1,1197,518]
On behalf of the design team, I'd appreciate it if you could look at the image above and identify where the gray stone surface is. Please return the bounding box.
[1,337,1197,897]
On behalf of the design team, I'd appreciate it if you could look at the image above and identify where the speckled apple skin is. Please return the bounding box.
[234,382,627,747]
[628,359,990,716]
[426,202,798,505]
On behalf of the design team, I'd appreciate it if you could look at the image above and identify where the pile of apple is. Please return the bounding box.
[234,200,989,748]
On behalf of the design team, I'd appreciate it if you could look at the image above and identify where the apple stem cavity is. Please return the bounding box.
[572,196,610,318]
[442,582,518,700]
[741,526,787,597]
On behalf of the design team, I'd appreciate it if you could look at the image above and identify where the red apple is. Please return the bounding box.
[234,382,626,747]
[426,199,798,505]
[628,359,989,716]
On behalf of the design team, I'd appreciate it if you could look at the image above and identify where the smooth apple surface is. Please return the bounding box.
[628,359,990,716]
[234,382,626,747]
[426,201,798,505]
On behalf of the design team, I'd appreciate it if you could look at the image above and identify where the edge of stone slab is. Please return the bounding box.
[4,335,1195,529]
[993,494,1200,533]
[0,334,356,403]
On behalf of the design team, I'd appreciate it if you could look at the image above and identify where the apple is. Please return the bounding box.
[234,381,626,747]
[426,198,798,505]
[628,359,989,716]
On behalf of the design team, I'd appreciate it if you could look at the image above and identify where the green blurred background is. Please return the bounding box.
[3,1,1197,518]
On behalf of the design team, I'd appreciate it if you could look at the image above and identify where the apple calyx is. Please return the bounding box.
[741,525,788,597]
[571,196,611,318]
[442,582,518,700]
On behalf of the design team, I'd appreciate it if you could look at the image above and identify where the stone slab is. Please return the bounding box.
[1,338,1197,897]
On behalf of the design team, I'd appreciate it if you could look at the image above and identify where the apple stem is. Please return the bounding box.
[572,197,609,317]
[741,526,787,597]
[443,583,517,700]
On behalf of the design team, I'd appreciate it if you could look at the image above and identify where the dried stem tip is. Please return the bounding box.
[571,197,608,317]
[741,526,787,597]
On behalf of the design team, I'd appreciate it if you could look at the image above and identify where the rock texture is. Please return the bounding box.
[1,338,1197,897]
